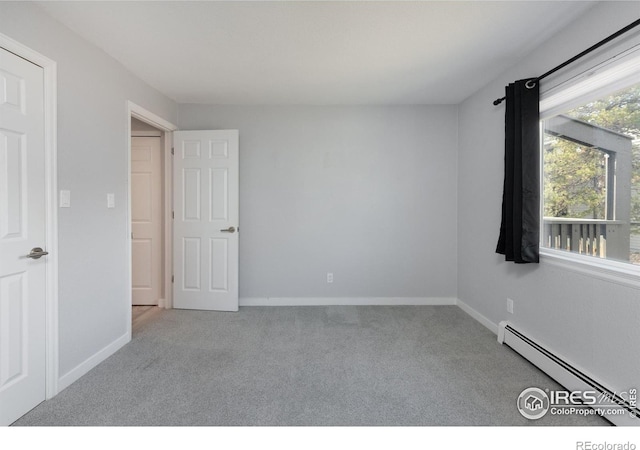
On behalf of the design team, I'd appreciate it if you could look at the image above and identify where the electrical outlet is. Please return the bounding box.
[327,272,334,283]
[507,298,514,314]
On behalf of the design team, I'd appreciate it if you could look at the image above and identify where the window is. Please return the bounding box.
[541,76,640,267]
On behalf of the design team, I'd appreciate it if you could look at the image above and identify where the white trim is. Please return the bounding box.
[0,33,59,400]
[126,110,133,339]
[497,320,507,344]
[239,297,457,307]
[541,248,640,290]
[57,332,129,393]
[540,44,640,118]
[456,299,499,335]
[129,103,177,133]
[126,102,177,323]
[131,130,162,137]
[162,130,174,309]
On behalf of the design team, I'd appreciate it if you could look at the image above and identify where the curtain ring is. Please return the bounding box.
[525,79,537,89]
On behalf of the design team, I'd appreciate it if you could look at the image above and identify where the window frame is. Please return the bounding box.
[539,46,640,289]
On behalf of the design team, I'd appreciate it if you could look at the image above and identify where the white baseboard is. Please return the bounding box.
[57,331,130,393]
[456,298,499,335]
[239,297,457,307]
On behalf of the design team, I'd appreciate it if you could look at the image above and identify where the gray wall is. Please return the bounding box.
[178,105,459,301]
[0,3,177,378]
[458,1,640,394]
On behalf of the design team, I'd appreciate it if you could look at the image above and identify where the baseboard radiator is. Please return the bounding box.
[498,321,640,426]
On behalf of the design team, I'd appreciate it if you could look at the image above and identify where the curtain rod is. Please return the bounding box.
[493,17,640,106]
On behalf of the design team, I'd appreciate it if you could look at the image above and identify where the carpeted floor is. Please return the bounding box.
[13,305,609,426]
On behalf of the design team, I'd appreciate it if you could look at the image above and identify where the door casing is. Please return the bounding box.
[0,33,59,400]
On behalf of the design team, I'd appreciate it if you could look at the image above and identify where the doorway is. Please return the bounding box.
[126,104,240,321]
[131,120,164,306]
[127,103,177,335]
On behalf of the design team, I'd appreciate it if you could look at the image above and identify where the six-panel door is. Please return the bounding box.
[131,136,163,305]
[0,47,47,425]
[173,130,239,311]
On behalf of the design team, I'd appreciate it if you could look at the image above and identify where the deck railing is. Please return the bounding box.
[542,217,628,260]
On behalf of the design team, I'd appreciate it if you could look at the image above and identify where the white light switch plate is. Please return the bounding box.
[60,190,71,208]
[107,193,115,208]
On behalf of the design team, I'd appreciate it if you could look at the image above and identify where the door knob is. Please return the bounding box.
[220,226,236,233]
[26,247,49,259]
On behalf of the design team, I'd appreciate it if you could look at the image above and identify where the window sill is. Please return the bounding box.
[540,248,640,290]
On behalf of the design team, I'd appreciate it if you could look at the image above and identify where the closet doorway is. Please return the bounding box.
[130,118,165,307]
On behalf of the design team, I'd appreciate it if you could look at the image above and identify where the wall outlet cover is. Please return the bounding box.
[327,272,334,283]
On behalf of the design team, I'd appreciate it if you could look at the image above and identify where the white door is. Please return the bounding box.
[131,136,162,305]
[0,47,46,425]
[173,130,239,311]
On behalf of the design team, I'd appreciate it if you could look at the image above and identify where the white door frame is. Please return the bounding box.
[126,102,177,329]
[0,33,59,399]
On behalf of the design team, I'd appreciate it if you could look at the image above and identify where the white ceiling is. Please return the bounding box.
[37,1,597,105]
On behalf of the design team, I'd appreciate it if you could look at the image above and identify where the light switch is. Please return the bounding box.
[59,190,70,208]
[107,193,115,208]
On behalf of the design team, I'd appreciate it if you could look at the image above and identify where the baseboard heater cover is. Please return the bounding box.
[498,321,639,426]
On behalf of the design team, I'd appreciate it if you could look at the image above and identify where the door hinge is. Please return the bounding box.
[171,147,174,155]
[171,275,174,283]
[172,211,175,219]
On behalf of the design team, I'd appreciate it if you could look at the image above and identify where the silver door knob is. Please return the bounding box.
[26,247,49,259]
[220,226,236,233]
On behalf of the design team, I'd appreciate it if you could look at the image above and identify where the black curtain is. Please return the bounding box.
[496,78,540,263]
